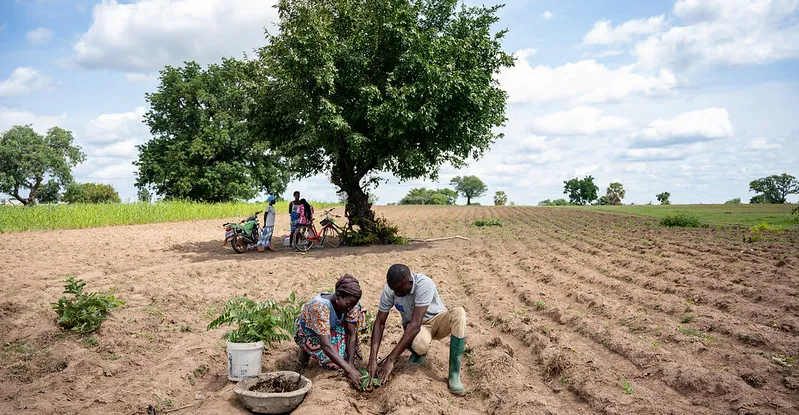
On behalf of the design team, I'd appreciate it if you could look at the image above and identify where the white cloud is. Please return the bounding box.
[72,0,279,73]
[84,106,148,143]
[540,11,554,20]
[529,107,632,136]
[0,108,68,133]
[632,107,733,147]
[635,0,799,69]
[498,52,677,105]
[26,27,54,45]
[0,67,52,97]
[748,137,782,150]
[583,15,666,45]
[91,139,141,158]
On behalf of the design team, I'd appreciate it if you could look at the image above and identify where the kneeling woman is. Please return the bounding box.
[295,274,367,385]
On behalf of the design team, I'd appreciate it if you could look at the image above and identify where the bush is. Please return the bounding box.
[345,216,407,246]
[206,293,301,345]
[725,198,741,204]
[472,219,502,227]
[63,182,121,204]
[51,276,124,333]
[659,214,702,228]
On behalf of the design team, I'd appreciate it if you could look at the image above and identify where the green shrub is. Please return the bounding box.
[51,276,124,333]
[345,216,406,246]
[206,293,301,345]
[745,222,785,243]
[472,219,502,227]
[659,214,702,228]
[724,198,741,204]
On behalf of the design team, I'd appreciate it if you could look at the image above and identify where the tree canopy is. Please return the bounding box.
[656,192,671,205]
[62,183,121,204]
[134,59,291,202]
[749,174,798,204]
[493,190,507,206]
[0,125,85,205]
[605,182,625,205]
[563,176,598,205]
[399,187,457,205]
[249,0,513,226]
[450,175,488,205]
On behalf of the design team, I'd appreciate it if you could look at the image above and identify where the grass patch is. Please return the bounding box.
[582,203,798,228]
[659,213,703,228]
[0,200,339,233]
[621,378,634,394]
[472,219,502,227]
[678,326,714,342]
[680,314,694,323]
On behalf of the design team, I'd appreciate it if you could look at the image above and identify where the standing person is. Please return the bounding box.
[294,274,367,386]
[366,264,467,394]
[297,198,314,226]
[258,195,276,252]
[288,191,301,243]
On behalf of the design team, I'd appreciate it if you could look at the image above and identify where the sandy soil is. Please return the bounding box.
[1,206,798,414]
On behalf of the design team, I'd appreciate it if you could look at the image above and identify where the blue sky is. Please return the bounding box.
[1,0,798,205]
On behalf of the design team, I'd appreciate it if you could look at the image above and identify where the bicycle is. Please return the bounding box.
[293,208,346,252]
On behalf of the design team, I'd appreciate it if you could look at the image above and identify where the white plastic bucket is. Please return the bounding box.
[226,341,264,381]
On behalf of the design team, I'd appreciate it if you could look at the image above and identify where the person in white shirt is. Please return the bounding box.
[258,195,277,252]
[366,264,467,394]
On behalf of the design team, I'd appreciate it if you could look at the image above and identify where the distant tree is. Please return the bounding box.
[605,182,625,205]
[135,59,290,202]
[0,125,85,205]
[137,187,152,203]
[63,183,121,204]
[509,201,515,206]
[400,187,457,205]
[563,175,599,205]
[656,192,671,205]
[38,179,62,204]
[451,176,488,205]
[724,198,741,204]
[749,174,798,204]
[538,199,552,206]
[493,191,507,206]
[598,195,611,205]
[749,194,769,204]
[552,198,569,206]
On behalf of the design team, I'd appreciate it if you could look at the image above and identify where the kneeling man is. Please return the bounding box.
[366,264,466,394]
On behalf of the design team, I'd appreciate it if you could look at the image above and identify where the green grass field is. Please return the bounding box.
[581,203,799,228]
[0,200,341,233]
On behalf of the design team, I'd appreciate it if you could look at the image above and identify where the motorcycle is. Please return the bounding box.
[222,211,262,254]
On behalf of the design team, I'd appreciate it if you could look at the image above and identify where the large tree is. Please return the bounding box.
[0,125,85,205]
[135,59,290,202]
[749,174,798,204]
[605,182,625,205]
[563,175,598,205]
[250,0,513,228]
[450,175,488,205]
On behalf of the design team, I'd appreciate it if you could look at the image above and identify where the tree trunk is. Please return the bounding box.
[344,184,375,229]
[466,196,471,205]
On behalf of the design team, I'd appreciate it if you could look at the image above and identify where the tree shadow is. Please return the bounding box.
[167,238,432,264]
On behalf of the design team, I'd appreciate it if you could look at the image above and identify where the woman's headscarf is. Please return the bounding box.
[335,274,362,299]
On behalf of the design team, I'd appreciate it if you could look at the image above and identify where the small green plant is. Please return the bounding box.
[359,368,381,391]
[189,365,209,386]
[772,355,794,368]
[746,222,785,243]
[679,326,713,342]
[621,378,634,394]
[51,275,124,333]
[472,218,502,227]
[680,314,694,323]
[360,309,376,340]
[83,336,99,347]
[534,301,546,310]
[659,214,702,228]
[206,293,301,345]
[344,216,406,246]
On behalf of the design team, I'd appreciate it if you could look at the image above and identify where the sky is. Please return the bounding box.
[1,0,798,205]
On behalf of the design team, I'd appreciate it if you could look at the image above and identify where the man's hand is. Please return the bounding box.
[366,358,378,379]
[377,357,395,384]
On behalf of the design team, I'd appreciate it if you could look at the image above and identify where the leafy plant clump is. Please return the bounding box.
[472,219,502,227]
[206,293,301,345]
[659,214,703,228]
[345,216,407,246]
[745,222,786,243]
[359,368,381,391]
[51,275,124,333]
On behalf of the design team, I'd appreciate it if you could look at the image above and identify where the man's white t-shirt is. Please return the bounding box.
[378,273,446,326]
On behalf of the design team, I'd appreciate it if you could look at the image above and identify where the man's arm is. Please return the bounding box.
[386,305,428,361]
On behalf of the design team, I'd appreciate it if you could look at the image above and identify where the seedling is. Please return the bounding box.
[680,314,694,323]
[51,275,124,333]
[535,301,546,310]
[359,368,381,391]
[621,378,633,394]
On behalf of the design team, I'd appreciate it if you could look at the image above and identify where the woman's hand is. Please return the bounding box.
[345,365,362,386]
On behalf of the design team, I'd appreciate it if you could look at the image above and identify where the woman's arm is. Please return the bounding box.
[318,334,361,384]
[344,321,357,364]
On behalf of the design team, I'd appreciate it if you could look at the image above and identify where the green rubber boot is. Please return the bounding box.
[408,349,426,366]
[448,335,466,394]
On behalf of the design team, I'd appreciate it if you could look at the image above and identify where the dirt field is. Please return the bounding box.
[1,206,798,415]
